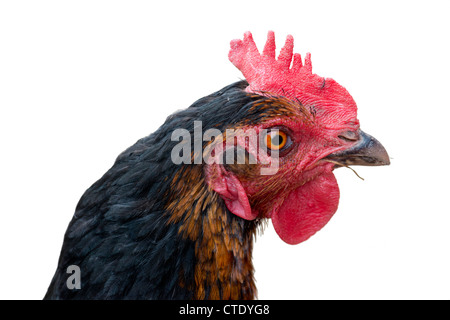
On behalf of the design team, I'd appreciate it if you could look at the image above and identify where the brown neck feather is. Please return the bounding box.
[166,165,257,300]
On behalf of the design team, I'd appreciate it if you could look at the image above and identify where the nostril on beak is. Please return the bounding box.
[338,131,359,142]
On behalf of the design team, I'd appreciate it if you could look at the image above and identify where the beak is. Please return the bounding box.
[326,130,390,167]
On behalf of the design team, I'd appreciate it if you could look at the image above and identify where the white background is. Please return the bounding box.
[1,0,449,300]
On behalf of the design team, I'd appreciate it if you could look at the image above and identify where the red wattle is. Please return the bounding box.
[271,172,340,245]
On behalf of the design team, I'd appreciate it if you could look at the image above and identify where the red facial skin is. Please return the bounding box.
[206,31,361,245]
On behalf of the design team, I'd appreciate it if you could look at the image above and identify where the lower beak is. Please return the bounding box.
[326,130,390,167]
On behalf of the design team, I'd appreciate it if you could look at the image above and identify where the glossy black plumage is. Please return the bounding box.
[44,81,265,299]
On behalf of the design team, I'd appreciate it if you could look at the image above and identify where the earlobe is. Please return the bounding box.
[205,164,257,220]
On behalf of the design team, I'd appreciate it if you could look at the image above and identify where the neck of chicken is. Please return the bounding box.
[166,165,258,299]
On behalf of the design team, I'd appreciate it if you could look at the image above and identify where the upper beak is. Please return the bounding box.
[326,130,390,167]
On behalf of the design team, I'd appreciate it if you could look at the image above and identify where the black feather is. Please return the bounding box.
[44,81,267,300]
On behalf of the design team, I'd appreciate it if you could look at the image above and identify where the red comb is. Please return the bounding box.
[229,31,357,112]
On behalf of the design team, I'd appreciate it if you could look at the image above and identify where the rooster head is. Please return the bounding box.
[205,31,390,245]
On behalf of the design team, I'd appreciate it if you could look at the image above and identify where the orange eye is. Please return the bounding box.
[265,130,288,150]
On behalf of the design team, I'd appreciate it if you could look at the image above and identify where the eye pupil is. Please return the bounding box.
[272,134,284,146]
[266,130,288,150]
